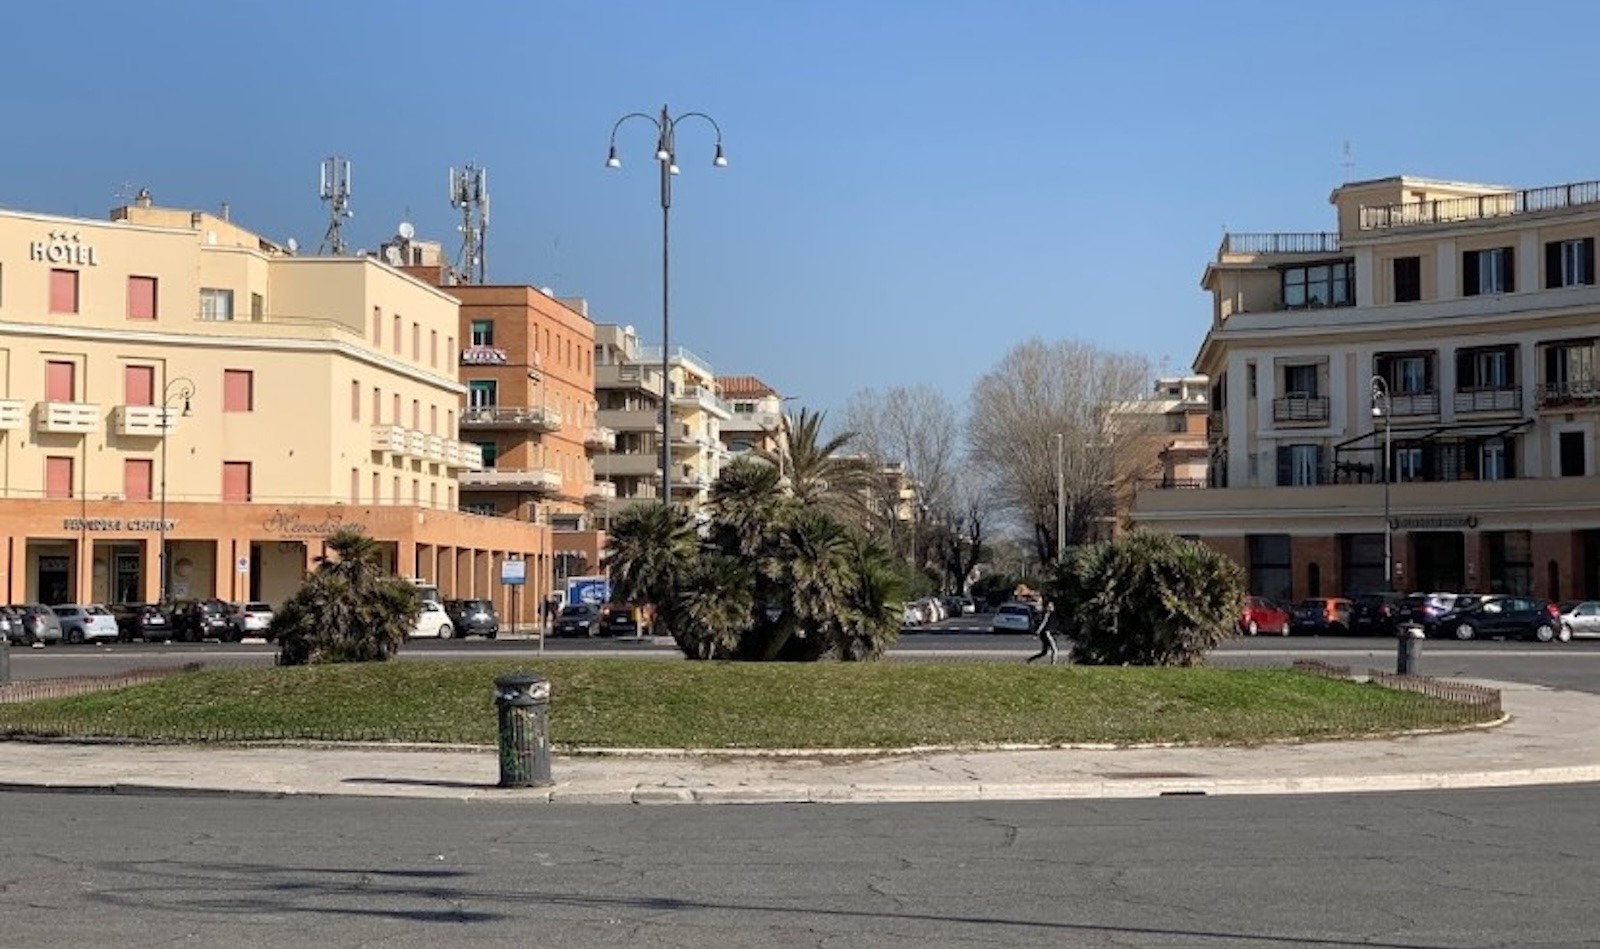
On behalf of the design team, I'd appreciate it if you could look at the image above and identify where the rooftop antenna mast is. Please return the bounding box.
[450,163,489,283]
[319,155,353,255]
[1341,140,1355,182]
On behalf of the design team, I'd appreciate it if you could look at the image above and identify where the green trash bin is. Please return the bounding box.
[494,671,553,788]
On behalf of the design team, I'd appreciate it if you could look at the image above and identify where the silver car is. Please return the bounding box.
[1560,600,1600,639]
[52,604,119,644]
[11,604,64,645]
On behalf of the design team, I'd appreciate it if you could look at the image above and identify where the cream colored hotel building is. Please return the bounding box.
[1134,174,1600,603]
[0,197,553,610]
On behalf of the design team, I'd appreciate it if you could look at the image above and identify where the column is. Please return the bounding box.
[73,533,93,605]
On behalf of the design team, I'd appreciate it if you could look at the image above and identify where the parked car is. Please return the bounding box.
[1559,600,1600,639]
[1288,597,1353,636]
[52,604,119,644]
[1437,594,1565,642]
[0,607,22,645]
[231,602,275,640]
[958,596,976,615]
[109,603,175,643]
[9,604,63,645]
[1238,596,1290,636]
[553,603,602,638]
[172,598,236,642]
[408,599,454,639]
[1349,592,1408,636]
[601,602,651,637]
[1400,592,1463,635]
[444,598,499,639]
[991,601,1038,634]
[901,602,925,627]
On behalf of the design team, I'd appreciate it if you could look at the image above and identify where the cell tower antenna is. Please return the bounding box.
[449,163,489,283]
[318,155,354,255]
[1342,140,1356,182]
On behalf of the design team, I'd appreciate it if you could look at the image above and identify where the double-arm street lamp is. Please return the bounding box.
[1370,375,1393,592]
[158,377,195,605]
[1053,432,1066,563]
[606,104,728,506]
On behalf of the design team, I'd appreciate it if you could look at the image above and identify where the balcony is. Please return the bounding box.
[448,441,484,471]
[583,426,617,450]
[111,404,179,437]
[33,401,100,434]
[458,467,563,493]
[371,424,409,454]
[594,452,662,477]
[596,408,661,433]
[585,481,618,501]
[672,385,732,419]
[0,398,24,430]
[1455,388,1522,414]
[1218,232,1341,256]
[1271,394,1329,424]
[721,410,784,433]
[459,405,562,432]
[1386,392,1440,417]
[596,363,665,398]
[1360,178,1600,231]
[670,471,712,493]
[1537,379,1600,408]
[424,434,447,462]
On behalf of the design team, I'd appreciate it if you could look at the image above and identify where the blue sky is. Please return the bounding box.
[4,0,1598,420]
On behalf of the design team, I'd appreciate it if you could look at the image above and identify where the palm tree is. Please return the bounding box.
[768,407,875,523]
[274,527,421,665]
[828,534,905,661]
[709,456,791,559]
[605,502,698,639]
[675,552,755,660]
[747,506,860,661]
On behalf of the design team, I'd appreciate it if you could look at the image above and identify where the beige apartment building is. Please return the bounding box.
[0,197,550,609]
[716,374,792,468]
[592,323,667,521]
[1134,174,1600,603]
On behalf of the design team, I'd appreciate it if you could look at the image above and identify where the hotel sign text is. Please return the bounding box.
[63,518,177,532]
[30,231,100,267]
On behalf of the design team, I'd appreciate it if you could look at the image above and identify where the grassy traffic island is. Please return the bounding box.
[0,660,1497,750]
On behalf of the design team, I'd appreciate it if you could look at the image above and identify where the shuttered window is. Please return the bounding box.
[127,276,158,320]
[45,456,74,499]
[223,370,253,412]
[1545,238,1596,289]
[1463,247,1514,296]
[123,365,155,406]
[45,361,76,402]
[49,269,79,313]
[124,459,153,501]
[222,462,252,502]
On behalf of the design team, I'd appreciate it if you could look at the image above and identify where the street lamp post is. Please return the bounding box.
[158,377,195,605]
[606,104,728,506]
[1053,432,1066,563]
[1370,375,1393,592]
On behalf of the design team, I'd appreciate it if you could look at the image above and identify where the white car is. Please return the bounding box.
[52,604,119,644]
[409,600,454,639]
[232,602,275,638]
[1560,600,1600,638]
[991,602,1038,633]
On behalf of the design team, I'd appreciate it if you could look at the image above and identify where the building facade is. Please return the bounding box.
[593,323,666,520]
[1134,174,1600,603]
[0,198,550,611]
[715,374,791,470]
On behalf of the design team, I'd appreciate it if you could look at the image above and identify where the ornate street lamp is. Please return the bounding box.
[1370,375,1393,592]
[159,377,195,604]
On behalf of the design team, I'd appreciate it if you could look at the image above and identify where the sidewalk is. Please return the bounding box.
[0,680,1597,804]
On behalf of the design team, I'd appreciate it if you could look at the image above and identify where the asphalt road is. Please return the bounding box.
[0,786,1596,948]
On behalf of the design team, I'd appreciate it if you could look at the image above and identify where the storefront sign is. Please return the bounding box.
[1389,514,1479,530]
[262,509,366,537]
[460,346,508,366]
[62,518,177,532]
[30,231,100,267]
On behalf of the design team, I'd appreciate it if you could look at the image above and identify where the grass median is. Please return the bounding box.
[0,660,1493,749]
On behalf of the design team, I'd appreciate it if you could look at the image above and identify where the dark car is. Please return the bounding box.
[1348,592,1407,636]
[444,599,499,639]
[601,602,651,637]
[172,598,236,642]
[553,603,603,638]
[1289,597,1353,636]
[1436,594,1565,643]
[1399,592,1464,635]
[110,602,175,643]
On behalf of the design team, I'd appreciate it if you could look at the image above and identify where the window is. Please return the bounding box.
[1282,363,1318,397]
[1481,438,1507,481]
[1247,534,1292,603]
[412,479,420,503]
[123,365,155,406]
[411,399,420,430]
[125,459,153,501]
[223,369,254,412]
[392,393,401,426]
[468,380,497,408]
[1544,238,1596,289]
[351,381,361,421]
[50,269,79,313]
[471,319,494,347]
[393,315,402,353]
[372,387,382,423]
[350,468,360,504]
[430,404,438,435]
[1543,341,1595,391]
[1246,362,1257,398]
[1393,355,1427,394]
[476,441,498,468]
[373,307,382,345]
[412,322,420,361]
[45,360,75,401]
[1396,447,1424,482]
[1458,347,1513,390]
[127,276,157,320]
[45,456,74,499]
[250,293,264,320]
[1463,247,1514,296]
[1392,256,1422,303]
[1282,260,1353,309]
[1276,444,1322,486]
[1559,431,1587,477]
[371,471,380,502]
[430,330,438,366]
[199,288,234,320]
[222,461,253,502]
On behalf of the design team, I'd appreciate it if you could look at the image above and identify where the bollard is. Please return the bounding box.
[1396,622,1424,676]
[493,671,553,788]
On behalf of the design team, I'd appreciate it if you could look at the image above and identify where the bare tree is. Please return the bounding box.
[843,385,963,567]
[928,464,994,593]
[967,338,1151,563]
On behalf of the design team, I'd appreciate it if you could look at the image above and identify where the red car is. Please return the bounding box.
[1239,596,1290,636]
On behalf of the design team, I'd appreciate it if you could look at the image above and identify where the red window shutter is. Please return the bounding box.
[45,361,76,402]
[351,380,361,421]
[222,462,252,502]
[350,468,360,503]
[45,457,74,499]
[127,276,157,320]
[124,459,153,501]
[49,269,79,313]
[223,370,253,412]
[372,472,381,502]
[123,366,155,406]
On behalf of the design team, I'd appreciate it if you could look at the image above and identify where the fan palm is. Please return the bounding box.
[605,502,698,638]
[768,407,875,522]
[274,527,421,665]
[675,552,755,660]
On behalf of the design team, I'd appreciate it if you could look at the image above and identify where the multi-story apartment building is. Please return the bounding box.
[0,196,550,609]
[716,375,791,470]
[1134,174,1600,603]
[1104,375,1210,535]
[652,343,731,511]
[593,323,666,522]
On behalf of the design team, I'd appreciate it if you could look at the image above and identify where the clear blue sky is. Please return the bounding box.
[4,0,1597,419]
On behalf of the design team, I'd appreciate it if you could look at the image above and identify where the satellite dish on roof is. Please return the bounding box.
[398,220,415,240]
[383,246,401,265]
[286,237,299,254]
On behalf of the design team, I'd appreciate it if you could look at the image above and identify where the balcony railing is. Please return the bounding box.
[33,401,100,434]
[1537,379,1600,407]
[1272,394,1329,424]
[1219,232,1341,256]
[671,385,732,419]
[583,427,617,450]
[1455,388,1522,414]
[458,468,563,493]
[424,434,447,462]
[595,363,665,397]
[111,404,179,437]
[584,481,618,501]
[371,424,409,454]
[1387,392,1440,417]
[1360,179,1600,231]
[0,398,24,430]
[460,405,562,432]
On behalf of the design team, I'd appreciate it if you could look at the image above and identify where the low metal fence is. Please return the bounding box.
[0,663,203,705]
[1290,659,1502,727]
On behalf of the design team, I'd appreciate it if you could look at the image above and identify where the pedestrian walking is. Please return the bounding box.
[1026,600,1058,665]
